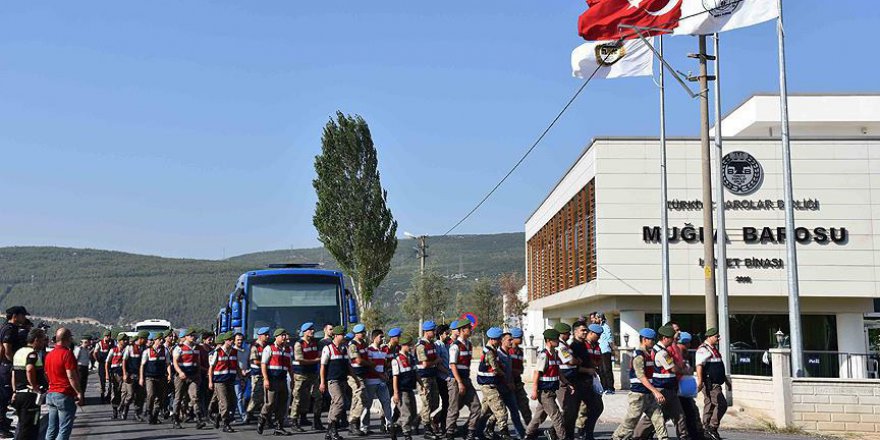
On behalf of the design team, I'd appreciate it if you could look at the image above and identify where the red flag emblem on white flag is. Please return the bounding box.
[578,0,682,41]
[571,37,655,79]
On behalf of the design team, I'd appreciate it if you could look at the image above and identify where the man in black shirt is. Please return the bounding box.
[11,327,48,440]
[0,306,30,435]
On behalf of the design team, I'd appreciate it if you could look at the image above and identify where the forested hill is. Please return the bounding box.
[0,232,524,329]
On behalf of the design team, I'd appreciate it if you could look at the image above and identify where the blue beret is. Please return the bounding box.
[300,322,314,333]
[422,321,437,331]
[679,331,692,344]
[639,328,657,339]
[257,327,271,336]
[388,327,402,337]
[588,324,604,335]
[510,328,524,339]
[345,333,354,340]
[486,327,503,339]
[178,329,189,338]
[353,324,366,333]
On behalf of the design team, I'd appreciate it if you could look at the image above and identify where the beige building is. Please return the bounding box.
[523,94,880,376]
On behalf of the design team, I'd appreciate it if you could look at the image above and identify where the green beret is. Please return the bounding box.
[155,332,165,339]
[705,327,719,337]
[332,325,346,336]
[217,333,229,343]
[543,329,560,340]
[103,330,112,337]
[553,323,571,334]
[117,333,129,341]
[399,335,414,346]
[136,331,150,339]
[658,326,676,338]
[274,328,288,337]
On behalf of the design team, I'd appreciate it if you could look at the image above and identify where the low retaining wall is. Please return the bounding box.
[790,378,880,433]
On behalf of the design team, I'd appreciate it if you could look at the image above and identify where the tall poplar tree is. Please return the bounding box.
[313,112,398,328]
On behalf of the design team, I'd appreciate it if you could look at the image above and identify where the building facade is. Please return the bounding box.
[524,94,880,376]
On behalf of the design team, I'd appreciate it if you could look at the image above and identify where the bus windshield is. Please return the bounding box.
[247,275,341,339]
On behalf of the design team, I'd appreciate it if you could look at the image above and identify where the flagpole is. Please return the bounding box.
[776,0,804,377]
[659,35,671,325]
[713,33,731,387]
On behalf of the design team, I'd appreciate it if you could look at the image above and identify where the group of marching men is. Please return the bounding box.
[88,318,730,440]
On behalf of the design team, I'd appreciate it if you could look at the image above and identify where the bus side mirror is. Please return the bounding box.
[345,289,358,323]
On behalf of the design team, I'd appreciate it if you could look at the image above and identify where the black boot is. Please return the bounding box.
[332,420,346,440]
[545,428,558,440]
[464,430,478,440]
[195,416,207,430]
[275,421,292,436]
[314,414,326,431]
[121,406,129,420]
[111,407,118,420]
[223,422,237,433]
[257,416,267,435]
[326,421,335,440]
[135,409,144,422]
[484,421,496,440]
[498,429,512,440]
[349,420,361,436]
[390,424,398,440]
[300,413,313,426]
[291,414,306,432]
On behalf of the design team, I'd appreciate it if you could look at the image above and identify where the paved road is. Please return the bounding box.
[67,380,820,440]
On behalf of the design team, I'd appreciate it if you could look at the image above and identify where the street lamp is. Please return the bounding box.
[775,330,785,348]
[623,333,630,349]
[529,334,534,347]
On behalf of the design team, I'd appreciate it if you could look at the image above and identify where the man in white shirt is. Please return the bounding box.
[72,336,93,400]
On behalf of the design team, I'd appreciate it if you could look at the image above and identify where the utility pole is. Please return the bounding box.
[658,35,672,325]
[417,235,427,276]
[776,0,804,377]
[713,33,731,387]
[689,35,718,330]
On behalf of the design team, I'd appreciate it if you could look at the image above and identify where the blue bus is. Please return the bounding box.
[216,264,358,339]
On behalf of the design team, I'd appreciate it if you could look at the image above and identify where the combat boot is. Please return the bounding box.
[300,413,313,426]
[223,422,236,433]
[257,416,267,435]
[291,414,306,432]
[349,420,364,436]
[390,423,398,440]
[483,421,497,440]
[195,416,207,430]
[111,407,118,420]
[134,409,144,422]
[498,429,513,440]
[465,430,479,440]
[332,421,346,440]
[326,422,336,440]
[275,421,292,436]
[121,406,129,420]
[544,428,558,440]
[314,414,326,431]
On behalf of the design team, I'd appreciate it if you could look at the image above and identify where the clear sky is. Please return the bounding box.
[0,1,876,260]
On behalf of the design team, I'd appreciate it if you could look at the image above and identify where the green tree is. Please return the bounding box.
[499,272,527,327]
[466,278,504,333]
[313,112,398,329]
[401,271,451,326]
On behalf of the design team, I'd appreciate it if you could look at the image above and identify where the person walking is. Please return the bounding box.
[72,336,92,402]
[476,327,510,440]
[391,335,418,440]
[445,319,481,440]
[524,328,566,440]
[611,328,668,440]
[362,329,393,434]
[321,326,354,440]
[553,323,578,438]
[508,328,531,426]
[347,324,372,436]
[696,328,730,440]
[635,325,690,440]
[172,328,206,430]
[208,332,242,432]
[245,326,270,425]
[44,328,83,440]
[232,332,250,424]
[121,331,148,421]
[568,322,604,440]
[91,330,114,403]
[416,321,442,440]
[0,306,30,436]
[290,322,323,432]
[106,334,128,420]
[259,328,293,436]
[11,328,48,440]
[595,313,616,394]
[140,332,170,425]
[434,324,452,434]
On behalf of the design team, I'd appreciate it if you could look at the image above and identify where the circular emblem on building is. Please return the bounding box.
[702,0,741,17]
[722,151,763,195]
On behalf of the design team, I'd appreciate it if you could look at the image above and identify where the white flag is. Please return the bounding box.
[571,37,654,80]
[674,0,777,36]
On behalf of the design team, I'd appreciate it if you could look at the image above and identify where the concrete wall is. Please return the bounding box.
[790,378,880,433]
[730,375,774,415]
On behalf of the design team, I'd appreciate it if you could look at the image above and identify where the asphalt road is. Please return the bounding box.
[66,380,820,440]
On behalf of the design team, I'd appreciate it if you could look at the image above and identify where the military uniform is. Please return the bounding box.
[92,334,115,403]
[172,329,206,429]
[445,321,481,440]
[347,324,371,435]
[525,329,565,440]
[291,323,324,431]
[611,329,668,440]
[321,326,350,440]
[476,329,510,440]
[507,329,531,425]
[121,333,149,421]
[415,322,441,438]
[106,335,128,419]
[141,337,169,425]
[246,328,270,423]
[260,329,293,436]
[697,328,728,440]
[632,327,690,440]
[209,333,240,432]
[392,336,419,440]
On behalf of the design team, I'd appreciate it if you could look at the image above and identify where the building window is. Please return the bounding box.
[527,179,596,301]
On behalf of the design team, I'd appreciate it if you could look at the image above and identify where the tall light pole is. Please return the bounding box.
[404,232,428,275]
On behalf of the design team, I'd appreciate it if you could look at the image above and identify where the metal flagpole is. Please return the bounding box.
[659,35,672,325]
[694,35,718,330]
[776,0,804,377]
[713,33,731,387]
